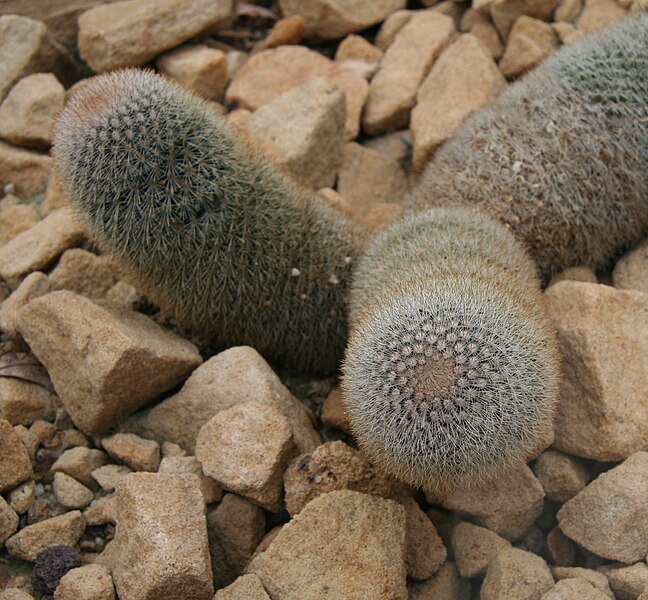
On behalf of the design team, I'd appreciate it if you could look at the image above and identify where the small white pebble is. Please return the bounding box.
[291,268,300,277]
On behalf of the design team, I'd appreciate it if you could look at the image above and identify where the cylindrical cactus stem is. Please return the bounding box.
[408,13,648,280]
[53,69,364,374]
[342,208,559,492]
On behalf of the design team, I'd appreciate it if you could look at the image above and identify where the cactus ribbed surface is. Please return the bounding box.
[408,13,648,280]
[53,69,362,373]
[343,208,559,492]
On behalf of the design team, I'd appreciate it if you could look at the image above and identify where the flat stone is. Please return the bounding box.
[482,547,554,600]
[557,452,648,563]
[451,521,512,578]
[112,473,213,600]
[533,449,589,503]
[0,203,40,247]
[126,346,319,455]
[613,238,648,294]
[0,141,51,200]
[277,0,406,39]
[411,33,506,170]
[156,44,228,101]
[5,510,85,561]
[363,12,455,135]
[158,456,222,504]
[408,562,471,599]
[78,0,233,72]
[576,0,626,32]
[541,578,611,600]
[53,472,94,509]
[16,290,202,435]
[0,209,85,287]
[54,563,116,600]
[550,567,613,599]
[247,490,408,600]
[544,282,648,461]
[598,562,648,600]
[0,272,51,338]
[102,433,160,472]
[0,376,57,426]
[52,447,109,489]
[0,418,32,492]
[91,465,132,493]
[214,574,270,600]
[196,401,293,511]
[0,73,64,148]
[48,249,118,300]
[490,0,560,38]
[0,495,19,545]
[499,16,558,78]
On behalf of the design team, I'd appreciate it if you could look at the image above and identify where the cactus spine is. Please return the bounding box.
[408,13,648,280]
[53,69,362,373]
[342,208,559,492]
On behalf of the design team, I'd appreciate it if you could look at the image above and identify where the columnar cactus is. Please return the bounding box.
[342,208,559,491]
[409,13,648,280]
[53,69,363,373]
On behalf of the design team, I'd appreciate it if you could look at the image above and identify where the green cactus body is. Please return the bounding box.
[342,208,559,492]
[409,13,648,280]
[53,69,362,373]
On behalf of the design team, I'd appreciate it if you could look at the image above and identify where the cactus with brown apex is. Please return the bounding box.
[53,69,363,374]
[408,13,648,280]
[342,208,559,492]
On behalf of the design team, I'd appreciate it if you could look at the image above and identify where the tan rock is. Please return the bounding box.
[451,521,512,578]
[460,7,489,31]
[541,578,611,600]
[576,0,626,32]
[533,449,589,503]
[54,563,115,600]
[544,282,648,461]
[52,447,109,489]
[408,562,471,600]
[598,562,648,600]
[48,249,118,300]
[53,472,94,509]
[375,9,414,50]
[0,495,19,545]
[102,433,160,472]
[8,479,36,514]
[78,0,233,72]
[16,291,202,435]
[5,510,85,561]
[412,33,506,170]
[112,473,213,600]
[14,424,38,460]
[0,141,51,200]
[335,34,383,64]
[83,494,117,526]
[320,386,351,432]
[0,203,40,247]
[470,21,504,59]
[158,456,223,504]
[0,376,56,426]
[0,272,51,338]
[0,591,34,600]
[363,11,456,134]
[156,44,228,101]
[41,173,69,215]
[214,574,271,600]
[546,526,576,567]
[90,465,132,493]
[247,490,408,600]
[0,73,64,148]
[549,265,598,286]
[0,419,32,492]
[256,15,307,51]
[557,452,648,563]
[613,238,648,294]
[552,21,585,44]
[104,280,141,310]
[29,418,55,443]
[499,16,558,78]
[277,0,406,39]
[435,464,544,541]
[196,401,293,511]
[207,493,266,588]
[327,67,368,139]
[249,77,345,189]
[365,202,404,232]
[430,1,466,24]
[125,346,320,455]
[551,567,614,598]
[555,0,583,21]
[402,496,447,581]
[490,0,560,38]
[482,547,554,600]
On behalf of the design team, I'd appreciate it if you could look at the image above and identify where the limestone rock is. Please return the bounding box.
[533,449,590,503]
[0,376,57,426]
[158,456,222,504]
[0,203,40,247]
[52,447,109,489]
[16,290,202,435]
[247,490,408,600]
[0,73,64,148]
[490,0,560,38]
[214,574,270,600]
[0,141,51,200]
[78,0,234,72]
[557,452,648,563]
[550,567,614,599]
[112,473,213,600]
[576,0,626,32]
[408,562,471,599]
[0,495,19,545]
[0,272,51,338]
[541,578,611,600]
[451,521,512,578]
[102,433,160,472]
[613,238,648,294]
[54,564,116,600]
[544,282,648,461]
[598,562,648,600]
[482,547,554,600]
[53,472,94,509]
[0,418,32,492]
[48,249,118,300]
[499,16,558,78]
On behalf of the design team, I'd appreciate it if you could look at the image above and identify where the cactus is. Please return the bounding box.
[342,208,559,492]
[408,13,648,280]
[53,69,362,374]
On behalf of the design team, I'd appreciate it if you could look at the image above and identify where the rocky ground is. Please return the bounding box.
[0,0,647,599]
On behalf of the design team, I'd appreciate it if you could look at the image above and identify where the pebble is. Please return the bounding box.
[0,592,34,600]
[319,387,351,432]
[541,578,612,600]
[451,521,512,578]
[555,0,584,21]
[552,21,585,44]
[48,249,118,300]
[576,0,626,32]
[8,480,36,514]
[598,562,648,600]
[375,10,413,49]
[214,574,271,599]
[112,473,213,600]
[0,141,52,200]
[158,456,223,504]
[490,0,560,38]
[53,473,94,510]
[557,452,648,563]
[17,290,202,436]
[0,272,51,338]
[549,265,598,286]
[101,433,160,472]
[0,496,19,546]
[14,425,39,461]
[91,464,132,493]
[551,567,614,598]
[0,203,41,247]
[52,447,109,489]
[499,16,558,78]
[255,15,307,51]
[54,564,116,600]
[470,21,504,59]
[335,34,383,65]
[545,282,648,461]
[613,238,648,294]
[247,490,408,600]
[0,376,57,427]
[481,547,554,600]
[0,419,33,493]
[533,449,590,503]
[83,495,117,526]
[78,0,233,72]
[546,526,576,567]
[408,562,471,600]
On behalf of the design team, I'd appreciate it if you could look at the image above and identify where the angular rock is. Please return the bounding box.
[102,433,160,472]
[327,67,368,139]
[112,473,213,600]
[0,141,51,200]
[335,34,383,65]
[546,526,576,567]
[0,495,19,545]
[0,202,40,247]
[52,447,109,489]
[0,418,32,492]
[402,496,447,581]
[158,456,222,504]
[533,450,589,503]
[363,12,456,134]
[411,33,506,170]
[0,272,51,338]
[54,563,116,600]
[320,386,351,432]
[576,0,626,32]
[544,282,648,461]
[408,562,471,600]
[48,249,118,300]
[214,574,270,600]
[375,9,413,50]
[78,0,233,72]
[0,73,65,148]
[196,401,293,511]
[490,0,560,38]
[0,376,57,426]
[555,0,583,21]
[470,21,504,59]
[541,578,611,600]
[5,510,85,561]
[550,567,614,599]
[247,490,408,600]
[16,291,202,436]
[53,472,94,509]
[598,562,648,600]
[277,0,406,39]
[451,521,512,578]
[613,238,648,294]
[256,15,307,51]
[482,547,554,600]
[557,452,648,563]
[552,21,585,44]
[499,16,558,78]
[83,494,117,526]
[91,465,132,493]
[8,479,36,514]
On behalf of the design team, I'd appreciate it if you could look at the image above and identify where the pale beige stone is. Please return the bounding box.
[613,238,648,294]
[551,567,614,598]
[555,0,583,21]
[335,34,383,64]
[541,578,611,600]
[0,419,32,492]
[0,203,40,247]
[320,386,351,432]
[470,21,504,59]
[105,281,140,310]
[5,510,85,561]
[460,7,489,31]
[552,21,584,44]
[364,202,403,232]
[0,73,64,148]
[0,376,56,426]
[402,496,447,581]
[158,456,222,504]
[78,0,234,72]
[0,141,51,200]
[490,0,560,38]
[557,452,648,563]
[327,67,368,139]
[112,473,213,600]
[91,465,132,493]
[0,272,51,338]
[412,34,506,170]
[544,282,648,461]
[247,490,408,600]
[83,494,117,526]
[576,0,626,32]
[102,433,160,472]
[53,472,94,509]
[13,424,38,460]
[54,563,115,600]
[48,249,118,300]
[256,15,307,51]
[599,562,648,600]
[408,562,470,599]
[375,10,414,50]
[431,1,467,24]
[0,495,19,545]
[0,589,35,600]
[363,11,456,134]
[499,16,558,78]
[8,479,35,514]
[41,173,69,216]
[156,44,228,101]
[451,521,512,578]
[533,449,589,503]
[16,291,202,435]
[549,265,598,286]
[52,447,109,489]
[214,574,270,600]
[482,547,554,600]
